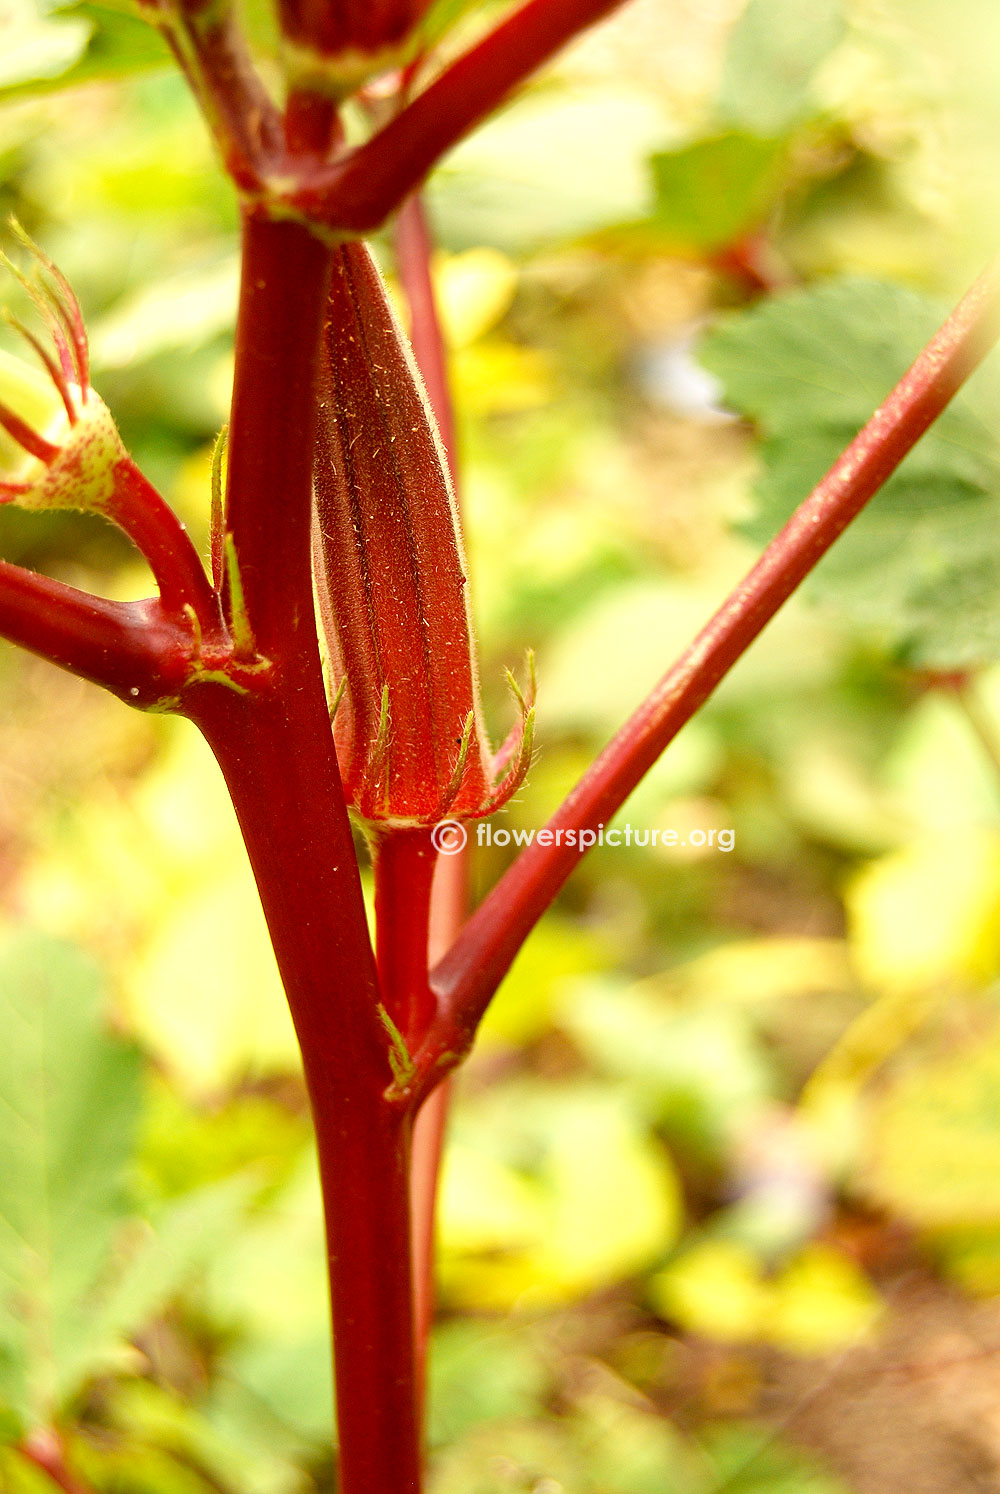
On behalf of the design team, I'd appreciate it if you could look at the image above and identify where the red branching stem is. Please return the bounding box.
[413,259,1000,1086]
[287,0,633,229]
[411,853,466,1377]
[373,827,438,1045]
[160,3,283,188]
[395,195,457,480]
[409,854,469,1374]
[106,460,218,626]
[0,561,193,705]
[392,195,465,1383]
[411,1074,449,1377]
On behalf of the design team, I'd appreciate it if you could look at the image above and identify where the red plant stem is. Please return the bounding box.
[287,0,633,229]
[224,212,329,659]
[107,460,218,625]
[0,562,192,705]
[18,1430,93,1494]
[391,194,467,1385]
[373,826,438,1043]
[192,207,424,1491]
[414,259,1000,1083]
[411,1074,450,1372]
[395,195,456,478]
[191,689,422,1494]
[411,851,465,1375]
[284,88,340,158]
[158,2,283,189]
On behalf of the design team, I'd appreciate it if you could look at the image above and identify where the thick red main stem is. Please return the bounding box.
[225,213,331,657]
[193,692,422,1494]
[196,210,424,1493]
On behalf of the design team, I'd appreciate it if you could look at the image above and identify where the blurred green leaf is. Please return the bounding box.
[0,1,92,93]
[717,0,846,134]
[418,0,505,49]
[864,1022,1000,1227]
[438,1081,682,1309]
[85,1178,253,1367]
[649,133,787,252]
[559,980,775,1156]
[477,917,610,1049]
[139,1081,308,1199]
[428,1320,550,1448]
[429,1418,585,1494]
[429,84,671,252]
[765,1244,880,1354]
[700,1422,855,1493]
[572,1396,705,1494]
[90,257,239,370]
[108,1377,310,1494]
[0,932,142,1428]
[701,277,1000,666]
[650,1238,772,1344]
[0,1,167,99]
[203,1153,327,1339]
[846,827,1000,992]
[652,1236,879,1355]
[222,1330,334,1445]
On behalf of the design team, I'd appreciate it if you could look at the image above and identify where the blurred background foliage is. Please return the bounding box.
[3,0,1000,1489]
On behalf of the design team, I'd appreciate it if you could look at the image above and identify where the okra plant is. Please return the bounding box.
[0,0,998,1490]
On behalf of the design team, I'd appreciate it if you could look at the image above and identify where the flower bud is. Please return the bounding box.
[279,0,435,97]
[312,242,531,828]
[0,238,128,514]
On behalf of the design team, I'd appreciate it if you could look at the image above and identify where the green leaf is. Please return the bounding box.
[428,1320,550,1448]
[700,276,1000,667]
[557,980,775,1157]
[83,1179,254,1375]
[717,0,846,134]
[864,1023,1000,1227]
[0,2,92,93]
[572,1397,709,1494]
[701,1421,854,1494]
[221,1330,334,1445]
[437,1080,683,1309]
[89,257,239,371]
[108,1377,311,1494]
[648,133,788,252]
[0,1,168,100]
[476,916,610,1050]
[0,932,143,1427]
[429,84,672,253]
[429,1419,586,1494]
